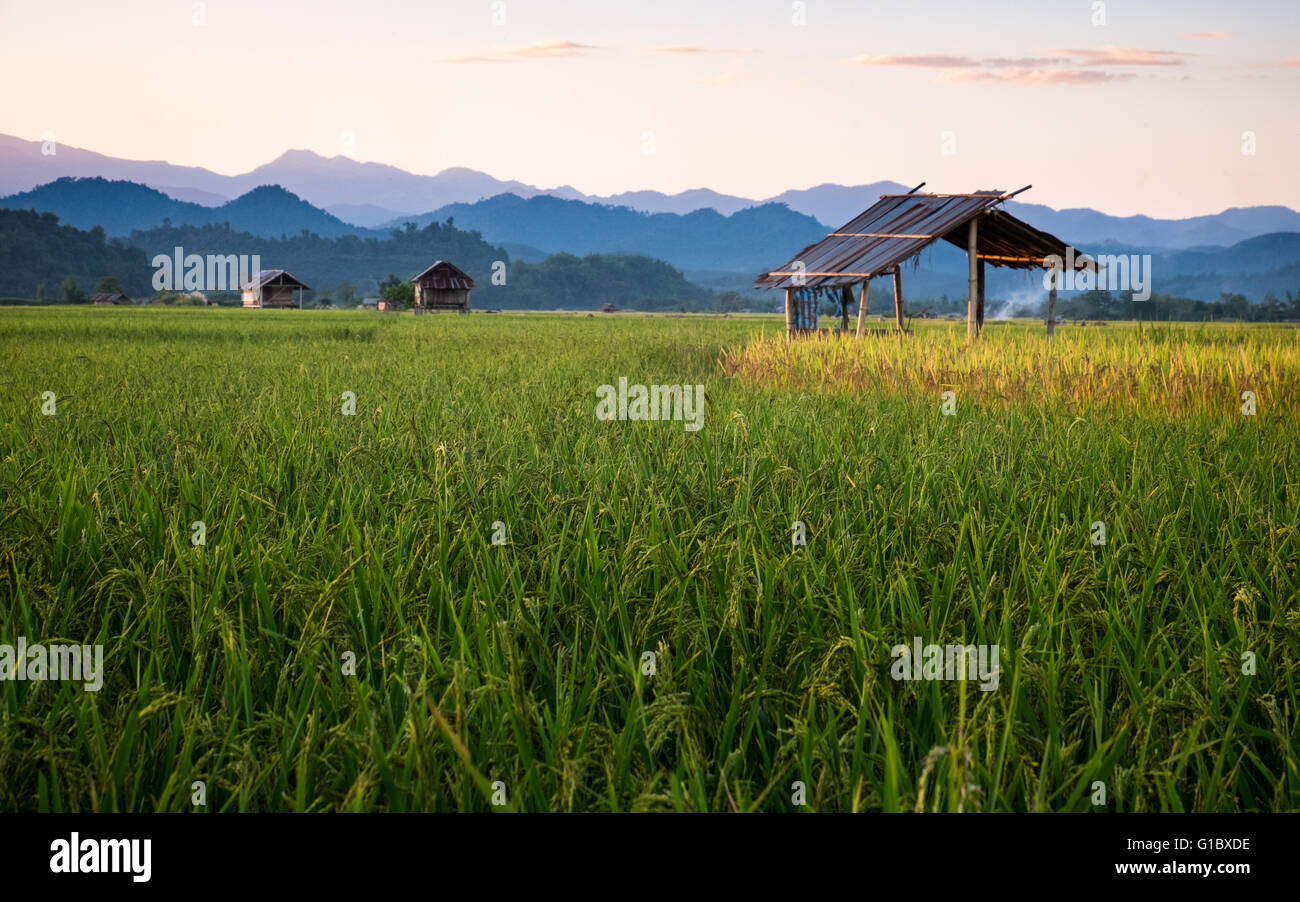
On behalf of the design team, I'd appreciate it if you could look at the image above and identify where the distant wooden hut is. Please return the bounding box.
[241,270,310,308]
[91,292,133,305]
[599,303,618,313]
[410,261,473,314]
[360,297,380,310]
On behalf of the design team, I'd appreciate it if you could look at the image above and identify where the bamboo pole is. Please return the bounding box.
[785,288,794,340]
[976,258,985,335]
[855,278,870,337]
[840,285,851,331]
[966,217,979,339]
[1046,265,1058,340]
[892,268,904,333]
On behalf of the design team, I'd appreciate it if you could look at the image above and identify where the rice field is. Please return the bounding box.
[0,307,1297,812]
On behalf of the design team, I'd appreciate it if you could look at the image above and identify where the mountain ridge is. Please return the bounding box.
[3,134,1297,248]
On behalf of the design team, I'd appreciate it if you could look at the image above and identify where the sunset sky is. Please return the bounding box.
[1,0,1297,217]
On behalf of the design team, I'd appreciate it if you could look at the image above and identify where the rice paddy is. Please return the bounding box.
[0,307,1297,812]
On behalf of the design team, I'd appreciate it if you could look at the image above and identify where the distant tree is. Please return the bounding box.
[34,282,46,302]
[1215,291,1251,321]
[335,281,356,306]
[379,273,414,308]
[714,290,748,313]
[1262,291,1281,322]
[61,276,85,304]
[96,275,124,294]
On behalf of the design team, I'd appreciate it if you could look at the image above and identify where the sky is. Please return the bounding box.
[1,0,1297,218]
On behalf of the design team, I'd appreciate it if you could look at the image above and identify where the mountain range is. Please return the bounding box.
[0,177,831,276]
[3,134,1299,305]
[1,178,366,239]
[5,133,1300,249]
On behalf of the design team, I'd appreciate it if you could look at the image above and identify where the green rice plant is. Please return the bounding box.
[0,307,1296,812]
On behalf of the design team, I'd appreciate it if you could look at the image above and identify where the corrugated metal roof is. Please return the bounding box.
[755,190,1095,290]
[241,269,311,291]
[410,260,475,290]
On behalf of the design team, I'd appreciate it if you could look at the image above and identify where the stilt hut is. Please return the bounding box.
[755,184,1098,339]
[410,261,473,314]
[241,270,310,309]
[91,292,133,305]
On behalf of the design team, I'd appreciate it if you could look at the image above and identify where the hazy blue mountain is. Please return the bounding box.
[1002,200,1300,250]
[765,181,912,226]
[383,194,829,273]
[158,185,231,205]
[325,203,415,228]
[6,133,1298,250]
[595,188,757,216]
[0,134,237,199]
[0,177,373,238]
[223,152,547,212]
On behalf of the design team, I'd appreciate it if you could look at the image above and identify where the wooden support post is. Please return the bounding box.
[892,268,904,333]
[840,285,851,331]
[784,288,794,340]
[966,217,979,339]
[976,259,985,334]
[855,278,870,337]
[1046,265,1058,340]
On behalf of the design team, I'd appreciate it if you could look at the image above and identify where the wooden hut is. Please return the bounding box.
[241,270,310,309]
[91,292,133,305]
[410,261,473,314]
[755,183,1098,340]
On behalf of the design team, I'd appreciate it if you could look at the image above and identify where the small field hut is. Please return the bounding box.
[755,184,1098,339]
[410,261,473,314]
[241,270,310,309]
[91,292,133,305]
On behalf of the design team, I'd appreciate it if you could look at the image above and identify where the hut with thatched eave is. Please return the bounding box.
[91,292,133,305]
[410,261,473,314]
[241,270,310,309]
[755,183,1100,340]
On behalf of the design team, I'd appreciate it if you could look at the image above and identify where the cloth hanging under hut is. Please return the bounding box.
[792,287,820,332]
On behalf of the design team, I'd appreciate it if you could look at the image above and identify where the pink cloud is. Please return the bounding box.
[442,40,598,63]
[1045,45,1190,66]
[937,68,1136,85]
[643,46,757,55]
[847,54,980,68]
[1176,31,1232,39]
